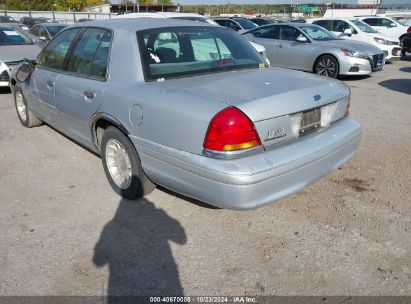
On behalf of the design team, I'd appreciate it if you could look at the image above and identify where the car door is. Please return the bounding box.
[274,25,312,71]
[29,28,81,128]
[331,20,358,40]
[55,27,112,147]
[244,25,280,64]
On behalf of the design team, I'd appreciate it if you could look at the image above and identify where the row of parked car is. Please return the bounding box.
[1,11,410,89]
[0,16,70,87]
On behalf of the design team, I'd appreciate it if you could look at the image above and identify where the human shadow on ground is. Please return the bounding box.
[93,198,187,300]
[378,79,411,95]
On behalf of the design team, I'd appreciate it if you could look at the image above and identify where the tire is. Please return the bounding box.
[14,87,42,128]
[314,55,339,79]
[101,126,155,199]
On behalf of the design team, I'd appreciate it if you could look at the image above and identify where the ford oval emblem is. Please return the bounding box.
[313,95,321,101]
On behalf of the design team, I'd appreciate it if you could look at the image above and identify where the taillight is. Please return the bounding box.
[204,107,262,152]
[345,87,351,116]
[407,26,411,33]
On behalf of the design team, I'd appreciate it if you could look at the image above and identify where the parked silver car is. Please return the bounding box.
[0,24,41,87]
[242,23,385,78]
[10,19,361,209]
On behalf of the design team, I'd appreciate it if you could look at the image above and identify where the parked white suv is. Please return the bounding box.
[356,16,410,44]
[308,18,402,61]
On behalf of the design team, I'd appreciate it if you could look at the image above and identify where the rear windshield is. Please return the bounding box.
[0,27,33,45]
[138,26,265,81]
[233,18,258,29]
[47,25,67,37]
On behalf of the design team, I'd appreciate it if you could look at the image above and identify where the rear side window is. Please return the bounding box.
[250,26,280,39]
[332,20,357,34]
[280,25,301,41]
[66,28,112,79]
[313,20,332,31]
[362,18,379,26]
[38,28,80,70]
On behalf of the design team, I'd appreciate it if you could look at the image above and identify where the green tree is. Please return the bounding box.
[5,0,55,10]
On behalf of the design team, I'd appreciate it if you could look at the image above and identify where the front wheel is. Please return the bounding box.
[314,55,339,79]
[14,87,42,128]
[101,126,155,199]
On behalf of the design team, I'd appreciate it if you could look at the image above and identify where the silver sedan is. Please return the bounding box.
[10,19,361,209]
[242,23,385,78]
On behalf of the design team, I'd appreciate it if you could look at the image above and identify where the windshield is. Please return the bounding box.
[299,25,338,41]
[396,19,407,26]
[0,27,33,45]
[138,26,265,81]
[233,18,258,29]
[350,19,378,33]
[47,25,67,37]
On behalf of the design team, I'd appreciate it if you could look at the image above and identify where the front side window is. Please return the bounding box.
[66,28,112,79]
[138,27,265,81]
[380,18,394,27]
[37,26,48,39]
[37,28,80,70]
[300,25,338,41]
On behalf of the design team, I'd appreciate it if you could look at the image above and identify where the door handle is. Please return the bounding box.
[84,90,95,99]
[46,80,54,87]
[277,44,283,48]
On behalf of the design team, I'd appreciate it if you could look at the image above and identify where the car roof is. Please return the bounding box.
[67,18,218,31]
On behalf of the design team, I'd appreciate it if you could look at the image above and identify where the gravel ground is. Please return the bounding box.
[0,58,410,296]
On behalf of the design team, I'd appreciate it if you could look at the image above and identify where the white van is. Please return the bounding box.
[308,18,402,61]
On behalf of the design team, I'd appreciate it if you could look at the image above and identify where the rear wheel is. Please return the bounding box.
[101,126,155,199]
[14,87,42,128]
[314,55,339,79]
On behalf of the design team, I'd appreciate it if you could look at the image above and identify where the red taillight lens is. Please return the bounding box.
[204,107,262,152]
[407,26,411,33]
[345,87,351,116]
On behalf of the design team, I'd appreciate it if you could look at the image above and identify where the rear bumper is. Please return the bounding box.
[131,117,361,210]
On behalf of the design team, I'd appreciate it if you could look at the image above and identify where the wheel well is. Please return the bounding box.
[93,119,116,151]
[313,53,339,73]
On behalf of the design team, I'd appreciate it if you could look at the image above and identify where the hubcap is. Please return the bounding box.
[105,139,132,189]
[317,58,336,77]
[15,91,27,122]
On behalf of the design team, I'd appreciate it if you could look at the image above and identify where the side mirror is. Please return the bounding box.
[343,28,352,36]
[388,22,397,28]
[15,60,34,83]
[296,35,308,43]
